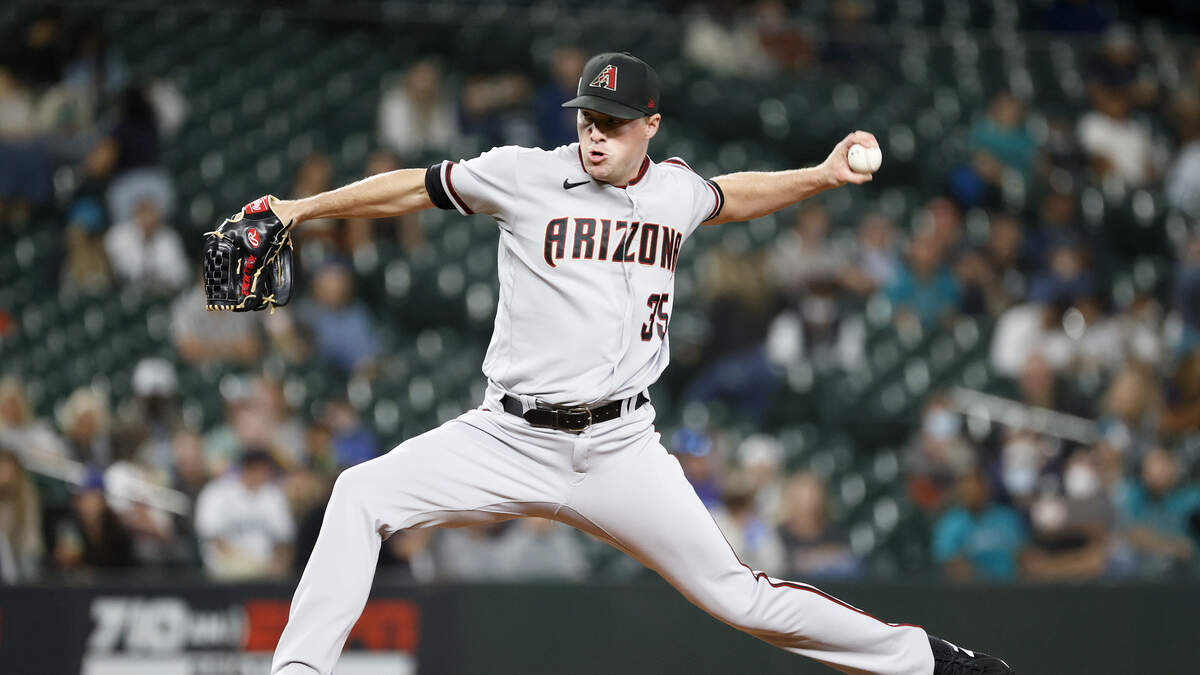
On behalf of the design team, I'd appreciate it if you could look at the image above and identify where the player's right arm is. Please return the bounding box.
[270,168,434,226]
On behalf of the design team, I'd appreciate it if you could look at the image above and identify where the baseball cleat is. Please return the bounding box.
[929,635,1014,674]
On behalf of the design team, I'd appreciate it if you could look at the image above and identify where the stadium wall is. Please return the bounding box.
[1,580,1195,674]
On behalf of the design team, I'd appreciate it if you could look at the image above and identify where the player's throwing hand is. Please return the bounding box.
[823,130,881,186]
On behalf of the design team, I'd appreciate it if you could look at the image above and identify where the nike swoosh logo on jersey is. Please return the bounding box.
[562,178,589,190]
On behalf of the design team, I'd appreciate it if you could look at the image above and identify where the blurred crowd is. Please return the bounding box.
[1,1,1199,586]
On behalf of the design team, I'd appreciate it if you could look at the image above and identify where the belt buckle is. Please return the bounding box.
[558,406,593,432]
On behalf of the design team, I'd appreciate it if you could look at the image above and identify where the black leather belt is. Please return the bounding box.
[501,393,649,432]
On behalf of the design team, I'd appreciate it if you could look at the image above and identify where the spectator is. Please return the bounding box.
[194,448,294,579]
[995,431,1055,509]
[778,472,859,578]
[1012,352,1090,417]
[955,247,1005,317]
[932,468,1029,581]
[491,518,590,581]
[991,303,1075,376]
[378,59,461,161]
[884,228,961,327]
[765,204,846,363]
[61,25,129,98]
[822,0,883,70]
[319,399,378,469]
[0,67,35,139]
[60,200,112,293]
[671,429,722,510]
[103,458,180,566]
[52,470,134,571]
[907,395,975,512]
[1023,188,1082,275]
[1165,91,1200,217]
[684,244,777,419]
[1042,113,1086,176]
[712,470,785,574]
[171,275,263,366]
[682,2,775,77]
[921,197,964,253]
[1022,449,1113,580]
[533,46,587,148]
[1163,349,1200,436]
[1098,364,1162,461]
[303,421,338,478]
[0,448,43,583]
[0,376,68,465]
[963,212,1026,314]
[766,204,844,299]
[1076,294,1161,375]
[34,77,97,165]
[95,86,176,225]
[754,0,816,72]
[458,72,534,150]
[972,92,1036,181]
[1020,345,1080,418]
[951,91,1036,208]
[1115,448,1200,576]
[378,528,436,584]
[1173,234,1200,354]
[103,195,189,292]
[841,211,899,296]
[434,521,510,581]
[1027,240,1093,307]
[294,261,380,376]
[1085,25,1158,109]
[122,358,182,475]
[0,66,54,216]
[1077,78,1156,187]
[171,430,211,503]
[58,386,113,467]
[204,376,307,472]
[736,434,786,524]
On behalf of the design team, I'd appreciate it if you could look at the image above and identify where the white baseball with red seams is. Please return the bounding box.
[270,143,933,675]
[848,143,883,174]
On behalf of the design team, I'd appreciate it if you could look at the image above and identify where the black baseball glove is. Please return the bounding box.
[203,195,295,312]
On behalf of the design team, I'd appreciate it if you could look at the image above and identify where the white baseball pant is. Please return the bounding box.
[271,401,933,675]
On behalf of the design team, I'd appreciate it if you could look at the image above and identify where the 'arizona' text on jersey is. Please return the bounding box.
[424,144,723,406]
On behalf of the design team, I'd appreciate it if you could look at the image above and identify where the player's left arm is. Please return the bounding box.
[705,131,878,226]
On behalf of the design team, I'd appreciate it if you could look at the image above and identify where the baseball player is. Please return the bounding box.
[224,53,1012,674]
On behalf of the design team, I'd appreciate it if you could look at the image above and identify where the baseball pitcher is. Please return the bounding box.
[204,52,1012,675]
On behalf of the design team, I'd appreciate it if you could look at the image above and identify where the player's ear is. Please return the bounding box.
[644,114,661,139]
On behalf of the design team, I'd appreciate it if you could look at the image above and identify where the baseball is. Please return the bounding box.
[847,143,882,174]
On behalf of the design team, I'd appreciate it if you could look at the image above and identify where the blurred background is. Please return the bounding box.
[0,0,1199,673]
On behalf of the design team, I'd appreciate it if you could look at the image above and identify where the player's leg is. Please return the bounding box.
[558,416,933,675]
[271,409,567,675]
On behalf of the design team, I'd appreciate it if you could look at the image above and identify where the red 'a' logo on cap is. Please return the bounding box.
[589,65,617,91]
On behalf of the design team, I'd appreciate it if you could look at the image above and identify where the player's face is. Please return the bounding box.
[577,109,660,185]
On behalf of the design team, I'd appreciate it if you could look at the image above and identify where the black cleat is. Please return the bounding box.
[929,635,1014,674]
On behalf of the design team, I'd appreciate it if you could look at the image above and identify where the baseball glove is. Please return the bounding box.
[203,195,295,312]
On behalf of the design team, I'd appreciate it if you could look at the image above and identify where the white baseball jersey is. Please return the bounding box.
[424,144,724,406]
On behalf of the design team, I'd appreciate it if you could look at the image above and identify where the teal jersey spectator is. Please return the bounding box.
[969,117,1036,180]
[1117,479,1200,548]
[884,266,961,326]
[933,504,1028,580]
